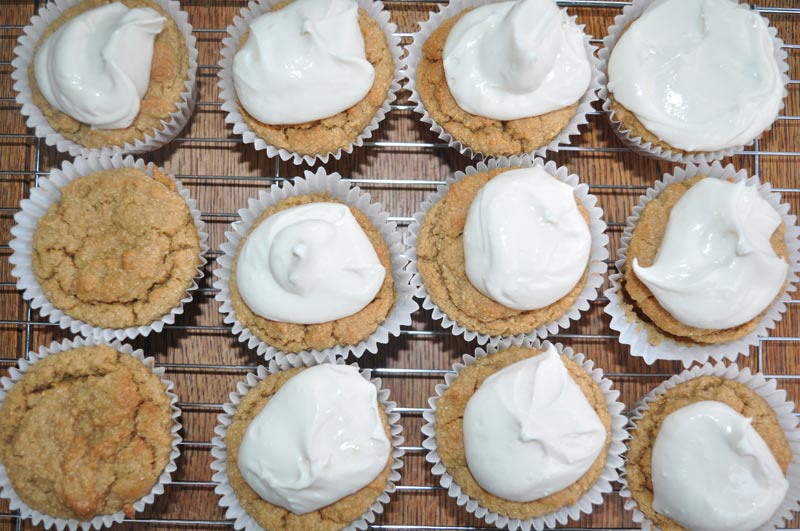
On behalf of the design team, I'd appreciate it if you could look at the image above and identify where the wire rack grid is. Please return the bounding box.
[1,0,800,530]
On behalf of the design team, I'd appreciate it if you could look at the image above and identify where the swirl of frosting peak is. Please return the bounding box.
[34,3,165,130]
[463,167,591,310]
[235,202,386,324]
[442,0,591,121]
[462,346,606,501]
[633,179,788,330]
[237,364,391,514]
[232,0,375,125]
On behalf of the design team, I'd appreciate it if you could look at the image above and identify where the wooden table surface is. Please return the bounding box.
[1,1,799,529]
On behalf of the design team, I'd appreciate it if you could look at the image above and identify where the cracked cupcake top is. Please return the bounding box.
[0,345,174,520]
[31,166,201,329]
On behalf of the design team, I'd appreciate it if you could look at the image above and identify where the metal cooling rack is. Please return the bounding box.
[1,0,799,529]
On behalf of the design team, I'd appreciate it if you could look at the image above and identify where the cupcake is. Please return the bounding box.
[406,0,599,158]
[13,0,197,157]
[0,337,181,529]
[10,154,208,341]
[214,169,416,363]
[599,0,789,162]
[218,0,401,165]
[622,364,800,531]
[210,361,404,531]
[408,157,607,345]
[605,162,800,366]
[422,339,626,529]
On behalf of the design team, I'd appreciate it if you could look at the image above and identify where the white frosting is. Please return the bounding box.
[34,2,165,130]
[236,202,385,324]
[462,345,606,501]
[633,178,787,330]
[607,0,784,152]
[232,0,375,125]
[651,400,788,531]
[463,167,591,310]
[442,0,591,121]
[237,364,391,514]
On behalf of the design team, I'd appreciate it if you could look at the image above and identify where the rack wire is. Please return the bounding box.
[1,0,799,529]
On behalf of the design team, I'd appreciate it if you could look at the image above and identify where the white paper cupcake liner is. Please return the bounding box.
[209,357,404,531]
[597,0,790,164]
[218,0,402,166]
[405,156,608,346]
[213,168,417,365]
[404,0,600,160]
[604,161,800,367]
[619,362,800,531]
[9,153,209,342]
[421,337,627,531]
[12,0,198,158]
[0,336,182,531]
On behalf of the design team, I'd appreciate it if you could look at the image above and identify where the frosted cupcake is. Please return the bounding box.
[14,0,197,156]
[600,0,788,161]
[407,0,598,158]
[219,0,400,165]
[409,158,608,344]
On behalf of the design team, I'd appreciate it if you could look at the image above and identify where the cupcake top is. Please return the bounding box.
[31,166,202,330]
[443,0,591,121]
[233,0,374,125]
[632,178,788,330]
[607,0,784,152]
[235,201,385,324]
[462,345,606,501]
[463,166,591,310]
[229,193,395,354]
[34,2,165,130]
[0,345,174,520]
[225,364,394,530]
[626,375,793,531]
[650,400,788,531]
[236,364,391,514]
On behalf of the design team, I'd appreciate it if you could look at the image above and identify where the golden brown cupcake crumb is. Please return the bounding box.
[28,0,190,149]
[226,368,393,531]
[416,167,590,337]
[0,345,174,520]
[31,166,202,330]
[435,346,611,519]
[416,10,578,157]
[626,376,792,531]
[620,175,788,345]
[237,3,394,157]
[230,193,395,353]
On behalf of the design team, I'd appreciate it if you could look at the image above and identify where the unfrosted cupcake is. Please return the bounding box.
[211,362,403,531]
[624,366,800,531]
[605,163,800,365]
[410,158,607,344]
[219,0,400,165]
[422,340,626,529]
[14,0,197,156]
[407,0,598,158]
[600,0,788,162]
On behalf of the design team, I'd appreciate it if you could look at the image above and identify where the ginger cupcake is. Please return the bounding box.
[218,0,402,165]
[406,0,599,159]
[13,0,197,157]
[622,363,800,531]
[408,157,607,345]
[0,337,181,529]
[210,360,404,531]
[598,0,789,163]
[10,154,207,341]
[214,169,416,363]
[422,339,626,530]
[605,162,800,366]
